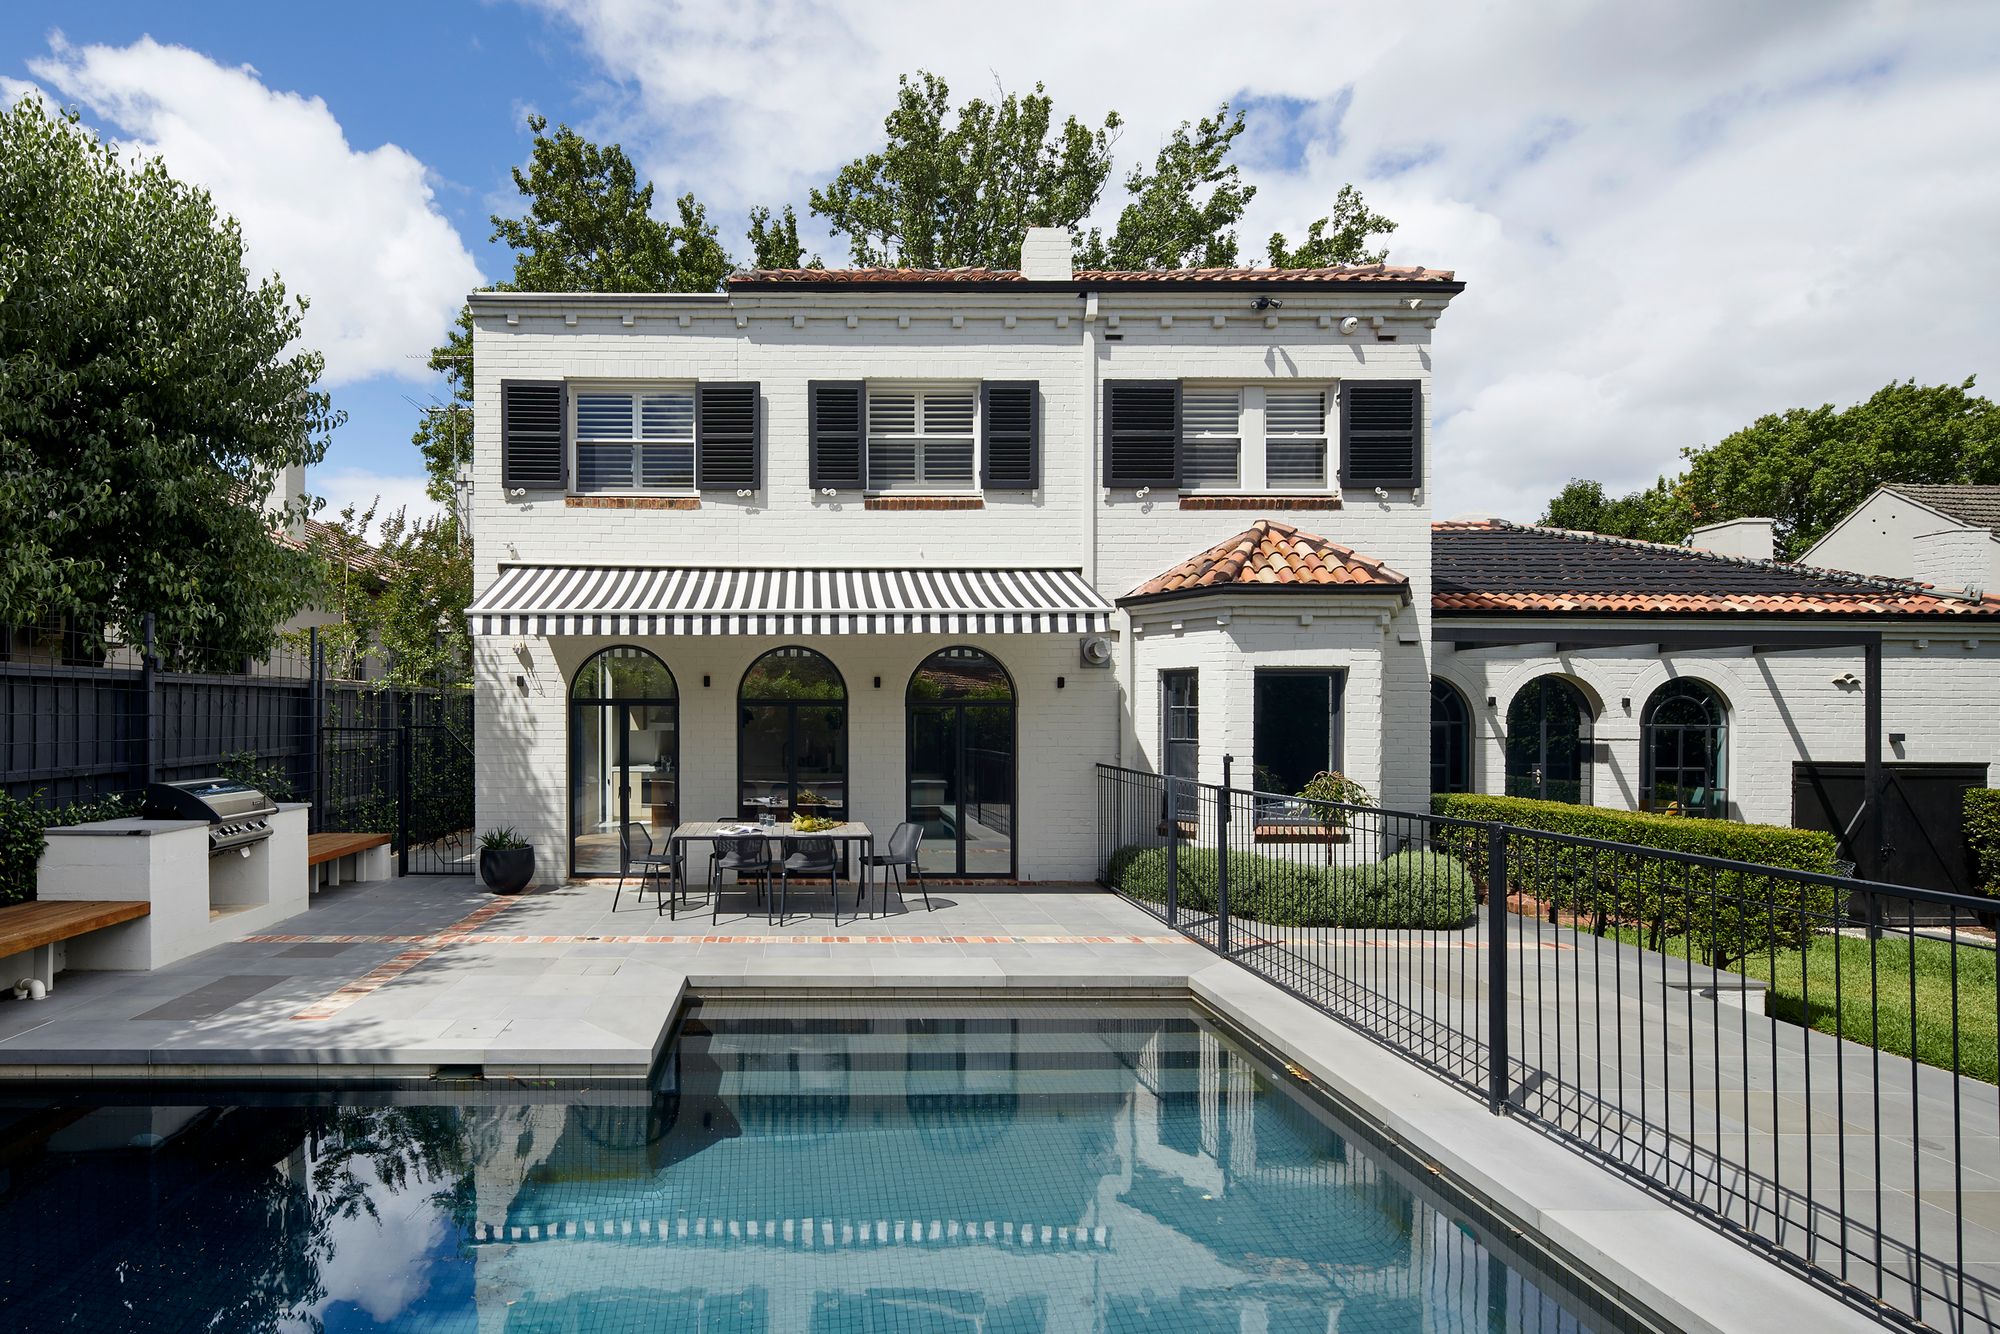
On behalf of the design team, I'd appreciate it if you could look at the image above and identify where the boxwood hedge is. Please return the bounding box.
[1968,788,2000,898]
[1106,845,1476,929]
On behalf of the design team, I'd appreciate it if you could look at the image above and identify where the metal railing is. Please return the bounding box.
[1097,762,2000,1333]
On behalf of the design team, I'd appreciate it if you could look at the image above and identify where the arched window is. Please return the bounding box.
[739,647,847,821]
[1642,679,1728,818]
[1430,679,1472,795]
[569,647,678,876]
[907,647,1016,877]
[1505,676,1594,805]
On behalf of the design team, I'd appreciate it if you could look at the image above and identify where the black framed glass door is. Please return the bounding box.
[907,648,1015,878]
[738,648,848,821]
[569,647,678,876]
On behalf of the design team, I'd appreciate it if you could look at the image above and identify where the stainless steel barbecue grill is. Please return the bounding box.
[142,779,279,855]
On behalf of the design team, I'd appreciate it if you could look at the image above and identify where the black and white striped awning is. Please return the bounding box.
[467,565,1113,637]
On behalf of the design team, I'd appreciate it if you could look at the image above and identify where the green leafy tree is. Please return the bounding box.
[746,204,820,270]
[810,71,1121,268]
[1267,184,1398,267]
[0,98,336,663]
[1078,104,1255,269]
[1538,477,1691,546]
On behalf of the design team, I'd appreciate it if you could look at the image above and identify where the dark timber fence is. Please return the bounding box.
[1098,762,2000,1334]
[2,624,473,875]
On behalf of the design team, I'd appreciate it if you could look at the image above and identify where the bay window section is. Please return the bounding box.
[867,386,976,489]
[574,387,696,492]
[1265,388,1329,487]
[1180,389,1242,488]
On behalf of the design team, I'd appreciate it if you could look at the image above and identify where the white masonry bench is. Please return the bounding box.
[36,804,310,972]
[307,831,395,892]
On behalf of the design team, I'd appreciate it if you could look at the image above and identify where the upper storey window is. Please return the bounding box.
[1104,379,1415,493]
[1180,389,1243,488]
[866,385,977,490]
[574,386,696,492]
[1264,388,1329,487]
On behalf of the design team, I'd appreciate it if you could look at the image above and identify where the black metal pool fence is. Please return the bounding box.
[1097,762,2000,1334]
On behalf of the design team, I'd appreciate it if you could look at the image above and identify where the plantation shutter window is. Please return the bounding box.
[500,381,566,490]
[572,387,695,492]
[808,381,865,489]
[1180,389,1242,488]
[866,385,976,490]
[1339,380,1423,489]
[696,382,759,489]
[1103,380,1180,488]
[980,381,1039,490]
[1265,388,1329,487]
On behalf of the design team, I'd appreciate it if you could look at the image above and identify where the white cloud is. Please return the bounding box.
[526,0,2000,520]
[26,36,482,387]
[312,467,442,538]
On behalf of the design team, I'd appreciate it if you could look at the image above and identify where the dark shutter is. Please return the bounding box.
[1339,380,1423,489]
[980,381,1039,490]
[1103,380,1180,488]
[696,382,759,489]
[808,381,865,490]
[500,381,566,490]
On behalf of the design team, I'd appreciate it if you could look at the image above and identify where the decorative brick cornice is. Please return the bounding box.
[1179,494,1343,511]
[564,495,701,510]
[864,496,985,511]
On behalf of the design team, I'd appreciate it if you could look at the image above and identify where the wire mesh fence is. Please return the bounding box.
[1098,761,2000,1334]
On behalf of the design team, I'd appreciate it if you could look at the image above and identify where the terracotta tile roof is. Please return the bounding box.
[1123,520,1410,603]
[1432,520,2000,618]
[1886,484,2000,538]
[730,263,1456,288]
[276,517,394,580]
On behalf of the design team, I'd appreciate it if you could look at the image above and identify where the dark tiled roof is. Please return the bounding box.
[1432,520,2000,618]
[1124,520,1410,603]
[1886,484,2000,538]
[730,263,1456,288]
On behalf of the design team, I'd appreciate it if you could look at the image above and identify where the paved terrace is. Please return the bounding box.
[0,874,1915,1334]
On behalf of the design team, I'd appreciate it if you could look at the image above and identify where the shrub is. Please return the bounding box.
[1106,844,1476,929]
[1430,792,1844,967]
[1969,789,2000,898]
[0,790,137,906]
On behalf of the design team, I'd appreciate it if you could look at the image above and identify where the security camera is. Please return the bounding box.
[1251,296,1283,311]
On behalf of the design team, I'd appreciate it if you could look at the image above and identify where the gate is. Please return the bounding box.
[317,684,474,876]
[1791,760,1990,896]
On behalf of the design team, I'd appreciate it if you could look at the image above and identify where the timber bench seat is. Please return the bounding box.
[0,900,150,994]
[307,832,394,891]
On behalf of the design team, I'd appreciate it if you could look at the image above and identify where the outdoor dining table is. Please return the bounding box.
[664,820,875,923]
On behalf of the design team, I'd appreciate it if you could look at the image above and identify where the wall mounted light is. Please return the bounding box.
[873,676,882,689]
[1621,697,1631,711]
[515,675,529,693]
[1057,676,1066,689]
[1889,732,1906,745]
[702,675,711,688]
[1486,696,1497,708]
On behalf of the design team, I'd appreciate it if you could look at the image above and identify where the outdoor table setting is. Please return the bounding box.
[665,819,875,924]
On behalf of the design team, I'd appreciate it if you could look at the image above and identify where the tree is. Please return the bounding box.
[1077,105,1254,270]
[809,71,1121,268]
[1267,184,1398,267]
[0,98,335,664]
[1537,478,1690,546]
[746,204,820,270]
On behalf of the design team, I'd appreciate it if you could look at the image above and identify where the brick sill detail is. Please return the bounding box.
[1179,494,1342,511]
[565,495,701,510]
[864,495,985,511]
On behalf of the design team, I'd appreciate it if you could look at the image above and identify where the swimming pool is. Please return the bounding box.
[0,1001,1636,1331]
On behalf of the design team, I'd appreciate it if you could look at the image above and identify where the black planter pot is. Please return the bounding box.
[479,845,535,894]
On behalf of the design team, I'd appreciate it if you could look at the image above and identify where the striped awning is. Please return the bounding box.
[467,565,1113,636]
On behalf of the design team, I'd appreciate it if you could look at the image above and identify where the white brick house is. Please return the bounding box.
[466,228,2000,893]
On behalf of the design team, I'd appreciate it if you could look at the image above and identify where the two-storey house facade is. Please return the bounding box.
[467,229,1461,881]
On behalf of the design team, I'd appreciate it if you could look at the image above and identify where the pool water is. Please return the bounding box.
[0,1002,1629,1332]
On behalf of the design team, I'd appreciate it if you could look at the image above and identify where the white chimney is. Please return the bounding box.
[1912,527,1989,596]
[1689,517,1775,563]
[1020,227,1072,281]
[265,460,309,542]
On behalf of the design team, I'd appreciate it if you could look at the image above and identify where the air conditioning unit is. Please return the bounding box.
[1078,635,1113,668]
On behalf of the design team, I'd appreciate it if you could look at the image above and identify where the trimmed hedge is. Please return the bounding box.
[0,790,136,906]
[1107,845,1476,930]
[1429,792,1844,967]
[1968,788,2000,898]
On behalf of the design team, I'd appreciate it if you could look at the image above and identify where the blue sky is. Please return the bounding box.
[5,2,1997,526]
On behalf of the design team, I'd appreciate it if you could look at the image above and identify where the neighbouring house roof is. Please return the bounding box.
[1432,520,2000,618]
[278,518,394,581]
[1883,484,2000,538]
[1122,520,1411,605]
[728,263,1459,292]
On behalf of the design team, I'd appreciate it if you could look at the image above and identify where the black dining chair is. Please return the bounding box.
[616,822,678,912]
[862,822,930,914]
[710,835,775,924]
[776,835,840,925]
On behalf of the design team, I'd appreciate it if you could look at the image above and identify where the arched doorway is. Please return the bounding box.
[1430,679,1472,794]
[907,647,1016,877]
[569,647,678,876]
[738,648,848,821]
[1505,676,1593,805]
[1642,678,1728,818]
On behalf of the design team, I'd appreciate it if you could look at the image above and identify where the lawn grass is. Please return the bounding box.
[1603,922,1997,1083]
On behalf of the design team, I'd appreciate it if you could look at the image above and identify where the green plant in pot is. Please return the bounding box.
[478,828,535,894]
